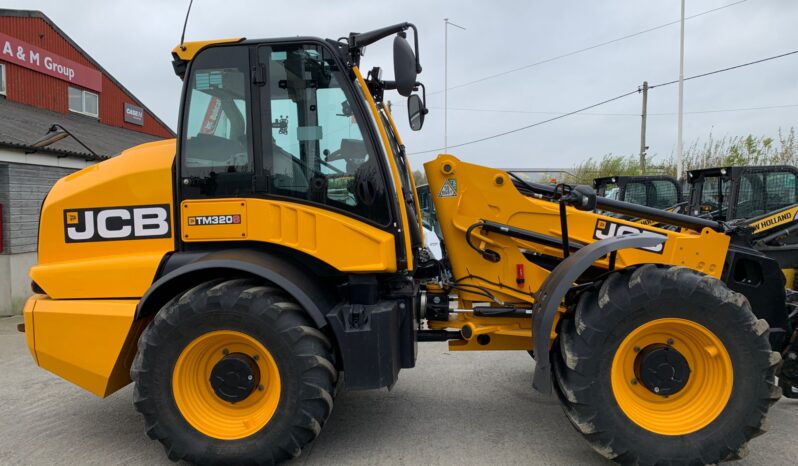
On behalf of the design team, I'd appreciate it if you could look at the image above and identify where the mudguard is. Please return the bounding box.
[531,233,667,393]
[135,249,336,328]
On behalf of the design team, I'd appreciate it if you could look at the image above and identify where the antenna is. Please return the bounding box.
[179,0,194,51]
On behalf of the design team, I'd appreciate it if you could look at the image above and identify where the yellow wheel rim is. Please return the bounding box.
[610,318,733,436]
[172,330,281,440]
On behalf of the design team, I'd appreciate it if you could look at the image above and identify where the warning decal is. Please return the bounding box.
[439,179,458,198]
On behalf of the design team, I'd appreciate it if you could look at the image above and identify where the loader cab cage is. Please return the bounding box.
[593,175,683,210]
[687,166,798,221]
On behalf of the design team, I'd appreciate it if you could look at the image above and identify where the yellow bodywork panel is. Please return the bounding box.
[424,155,731,351]
[30,252,169,299]
[22,297,38,365]
[24,295,145,397]
[181,198,397,273]
[172,38,243,61]
[32,139,177,299]
[425,155,730,307]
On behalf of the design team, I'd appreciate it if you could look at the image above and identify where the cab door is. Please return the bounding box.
[256,43,393,227]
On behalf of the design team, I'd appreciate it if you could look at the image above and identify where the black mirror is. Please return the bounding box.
[393,34,417,97]
[408,94,426,131]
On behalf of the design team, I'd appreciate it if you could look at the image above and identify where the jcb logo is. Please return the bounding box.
[64,205,171,242]
[593,220,665,254]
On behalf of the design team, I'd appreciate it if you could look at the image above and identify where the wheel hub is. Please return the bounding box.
[634,344,691,396]
[210,352,260,402]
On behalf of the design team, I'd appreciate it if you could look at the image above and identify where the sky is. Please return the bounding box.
[4,0,798,169]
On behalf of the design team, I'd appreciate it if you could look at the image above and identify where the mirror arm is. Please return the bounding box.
[415,82,428,113]
[349,22,411,49]
[403,24,422,73]
[348,22,421,73]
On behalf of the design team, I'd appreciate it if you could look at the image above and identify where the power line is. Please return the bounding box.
[408,90,639,156]
[429,0,751,96]
[429,103,798,117]
[649,49,798,89]
[408,49,798,156]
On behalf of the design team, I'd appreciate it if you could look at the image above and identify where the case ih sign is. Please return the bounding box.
[0,32,102,92]
[124,103,145,126]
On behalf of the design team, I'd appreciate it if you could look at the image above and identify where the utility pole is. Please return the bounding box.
[676,0,686,179]
[639,81,648,174]
[444,18,465,154]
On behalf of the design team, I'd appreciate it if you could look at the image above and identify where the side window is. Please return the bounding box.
[182,46,252,197]
[697,176,729,219]
[599,183,619,200]
[1,63,7,95]
[623,183,647,206]
[764,171,798,213]
[735,174,761,219]
[261,45,390,225]
[650,180,678,209]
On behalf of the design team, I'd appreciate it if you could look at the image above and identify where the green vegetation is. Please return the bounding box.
[571,127,796,184]
[413,169,427,186]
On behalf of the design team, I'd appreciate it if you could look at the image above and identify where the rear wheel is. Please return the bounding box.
[553,265,781,465]
[131,278,337,465]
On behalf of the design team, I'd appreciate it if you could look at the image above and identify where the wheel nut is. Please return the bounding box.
[247,375,253,381]
[633,346,641,353]
[631,378,638,385]
[222,348,229,355]
[258,384,265,391]
[654,387,661,393]
[252,354,260,361]
[666,338,674,345]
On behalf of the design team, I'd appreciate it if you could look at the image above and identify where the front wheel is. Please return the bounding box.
[553,265,781,465]
[131,278,337,465]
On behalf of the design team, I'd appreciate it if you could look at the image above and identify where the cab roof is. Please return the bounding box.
[171,38,244,61]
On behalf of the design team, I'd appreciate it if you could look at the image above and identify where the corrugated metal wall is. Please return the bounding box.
[0,15,173,139]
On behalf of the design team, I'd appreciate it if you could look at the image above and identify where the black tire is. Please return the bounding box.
[552,265,781,466]
[131,278,337,465]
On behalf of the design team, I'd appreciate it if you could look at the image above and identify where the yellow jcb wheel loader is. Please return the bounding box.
[21,23,782,465]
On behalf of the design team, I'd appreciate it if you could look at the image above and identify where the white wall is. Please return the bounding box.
[0,148,95,315]
[0,251,36,315]
[0,147,92,169]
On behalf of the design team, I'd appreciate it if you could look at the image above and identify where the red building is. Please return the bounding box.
[0,9,175,315]
[0,9,172,137]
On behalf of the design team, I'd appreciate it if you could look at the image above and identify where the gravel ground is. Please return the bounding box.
[1,315,796,465]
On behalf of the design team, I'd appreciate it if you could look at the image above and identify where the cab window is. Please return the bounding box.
[698,176,729,219]
[181,46,253,197]
[737,170,798,219]
[260,45,390,225]
[763,171,797,213]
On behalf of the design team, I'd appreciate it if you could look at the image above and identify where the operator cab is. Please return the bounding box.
[687,166,798,221]
[593,175,683,211]
[171,25,430,271]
